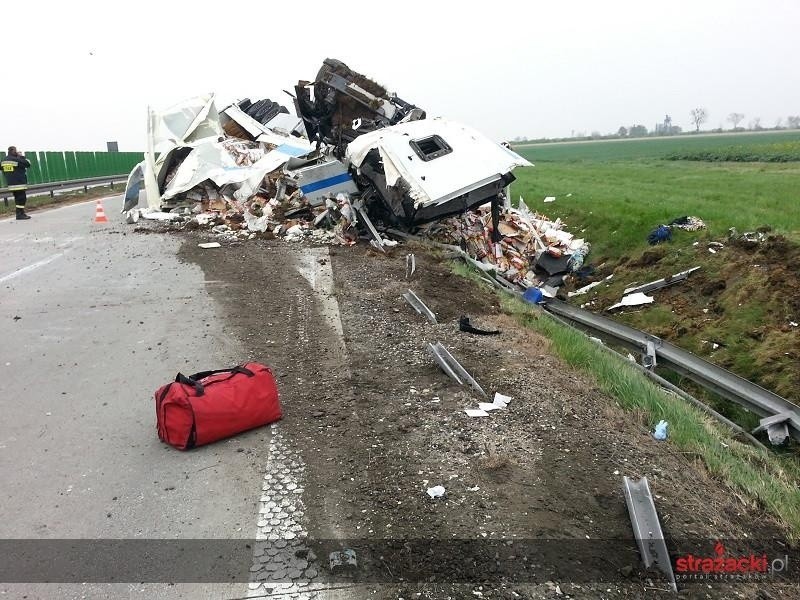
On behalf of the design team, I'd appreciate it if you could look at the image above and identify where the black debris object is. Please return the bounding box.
[459,315,500,336]
[574,265,596,279]
[545,275,565,288]
[668,216,690,227]
[535,253,572,276]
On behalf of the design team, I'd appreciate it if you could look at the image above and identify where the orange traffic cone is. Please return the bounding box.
[94,199,109,223]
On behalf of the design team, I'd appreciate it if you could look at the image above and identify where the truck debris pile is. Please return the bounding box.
[423,199,590,291]
[120,59,584,296]
[123,58,533,248]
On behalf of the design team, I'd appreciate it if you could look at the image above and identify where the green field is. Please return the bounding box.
[512,132,800,261]
[509,132,800,415]
[516,130,800,162]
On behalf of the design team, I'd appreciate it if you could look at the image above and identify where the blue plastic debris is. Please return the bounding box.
[522,287,544,305]
[647,225,672,245]
[653,420,669,440]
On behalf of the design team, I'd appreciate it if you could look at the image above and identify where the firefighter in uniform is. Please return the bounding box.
[1,146,32,220]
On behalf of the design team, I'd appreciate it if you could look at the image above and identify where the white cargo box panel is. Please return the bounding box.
[291,160,359,205]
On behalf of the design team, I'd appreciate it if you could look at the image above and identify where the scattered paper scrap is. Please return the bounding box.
[493,392,512,408]
[427,485,446,499]
[568,281,601,297]
[478,402,502,412]
[465,408,490,417]
[608,292,654,311]
[544,196,556,203]
[198,242,221,249]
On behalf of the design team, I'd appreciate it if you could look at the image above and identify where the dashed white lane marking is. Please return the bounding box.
[0,252,65,284]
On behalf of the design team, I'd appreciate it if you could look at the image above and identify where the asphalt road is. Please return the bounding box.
[0,197,269,599]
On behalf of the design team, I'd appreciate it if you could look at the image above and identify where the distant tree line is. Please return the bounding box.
[513,109,800,144]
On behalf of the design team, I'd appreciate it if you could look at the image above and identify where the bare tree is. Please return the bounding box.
[617,126,628,137]
[727,112,744,129]
[787,116,800,129]
[749,117,762,130]
[775,118,783,129]
[690,108,708,132]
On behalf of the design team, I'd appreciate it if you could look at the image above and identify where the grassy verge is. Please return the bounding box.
[0,184,120,216]
[451,260,800,539]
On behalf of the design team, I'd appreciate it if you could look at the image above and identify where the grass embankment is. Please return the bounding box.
[451,260,800,539]
[507,134,800,410]
[0,184,119,216]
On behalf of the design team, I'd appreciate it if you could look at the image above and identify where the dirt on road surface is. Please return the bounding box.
[178,234,793,599]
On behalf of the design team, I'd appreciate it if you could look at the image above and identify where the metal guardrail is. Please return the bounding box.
[544,298,800,441]
[1,174,128,203]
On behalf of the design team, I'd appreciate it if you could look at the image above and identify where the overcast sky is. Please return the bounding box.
[4,0,798,151]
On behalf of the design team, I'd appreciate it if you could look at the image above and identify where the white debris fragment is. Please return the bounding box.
[540,285,558,298]
[790,321,798,327]
[608,292,654,311]
[285,224,304,235]
[543,196,556,203]
[124,208,140,224]
[478,402,502,412]
[198,242,222,249]
[140,210,182,221]
[426,485,446,499]
[568,281,601,297]
[464,409,490,417]
[493,392,512,408]
[244,211,269,233]
[195,213,216,226]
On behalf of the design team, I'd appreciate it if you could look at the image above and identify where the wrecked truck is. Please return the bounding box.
[122,58,531,237]
[346,118,531,226]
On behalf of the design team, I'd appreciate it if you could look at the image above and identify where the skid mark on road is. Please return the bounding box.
[295,248,347,351]
[0,252,66,284]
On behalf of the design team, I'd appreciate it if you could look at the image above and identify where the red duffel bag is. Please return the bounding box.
[155,362,281,450]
